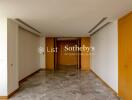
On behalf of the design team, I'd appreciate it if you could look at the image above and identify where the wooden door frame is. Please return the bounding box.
[77,38,81,69]
[54,37,57,70]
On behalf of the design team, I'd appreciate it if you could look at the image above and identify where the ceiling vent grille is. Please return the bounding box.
[14,18,41,36]
[89,17,111,36]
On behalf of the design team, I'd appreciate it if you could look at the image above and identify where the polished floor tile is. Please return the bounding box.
[10,67,119,100]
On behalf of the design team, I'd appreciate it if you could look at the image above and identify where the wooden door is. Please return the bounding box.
[118,12,132,100]
[57,40,78,66]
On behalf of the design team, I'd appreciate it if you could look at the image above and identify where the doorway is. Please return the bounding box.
[54,38,81,70]
[55,39,80,70]
[46,37,90,71]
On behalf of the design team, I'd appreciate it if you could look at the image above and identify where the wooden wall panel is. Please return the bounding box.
[81,37,90,71]
[57,40,78,65]
[45,37,54,70]
[118,12,132,100]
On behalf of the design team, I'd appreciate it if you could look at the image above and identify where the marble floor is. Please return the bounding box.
[10,66,119,100]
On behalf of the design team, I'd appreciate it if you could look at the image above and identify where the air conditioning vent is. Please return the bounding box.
[88,17,111,36]
[14,18,41,36]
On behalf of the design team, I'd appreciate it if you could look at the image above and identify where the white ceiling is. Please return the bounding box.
[0,0,132,37]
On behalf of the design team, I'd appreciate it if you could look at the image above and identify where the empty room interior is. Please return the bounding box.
[0,0,132,100]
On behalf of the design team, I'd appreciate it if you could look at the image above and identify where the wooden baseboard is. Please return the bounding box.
[1,69,43,99]
[9,69,41,98]
[81,68,90,71]
[19,69,41,84]
[8,88,20,98]
[0,88,19,99]
[0,96,8,99]
[40,68,45,71]
[90,69,118,96]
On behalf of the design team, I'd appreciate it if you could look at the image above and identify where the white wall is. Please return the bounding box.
[40,37,45,69]
[0,16,8,96]
[0,18,44,96]
[91,21,118,92]
[18,28,40,80]
[7,19,19,94]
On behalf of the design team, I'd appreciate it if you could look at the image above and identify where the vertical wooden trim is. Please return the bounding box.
[79,38,81,69]
[54,38,55,70]
[54,37,57,70]
[77,39,80,69]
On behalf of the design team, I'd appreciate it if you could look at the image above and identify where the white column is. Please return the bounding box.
[0,16,8,96]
